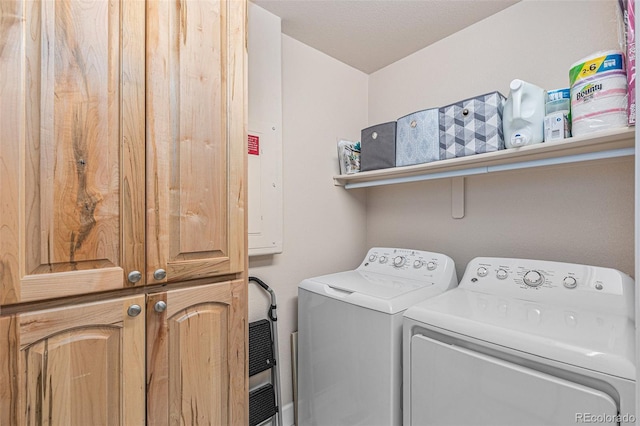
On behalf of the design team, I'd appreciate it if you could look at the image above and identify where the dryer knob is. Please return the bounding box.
[563,276,577,289]
[496,269,508,280]
[379,256,387,264]
[393,256,406,267]
[413,260,424,269]
[477,267,488,277]
[523,270,544,287]
[368,254,377,262]
[426,261,437,271]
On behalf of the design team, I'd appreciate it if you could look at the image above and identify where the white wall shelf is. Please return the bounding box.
[334,127,635,189]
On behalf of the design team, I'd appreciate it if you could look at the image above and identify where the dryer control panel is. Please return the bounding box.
[461,257,635,316]
[357,247,457,287]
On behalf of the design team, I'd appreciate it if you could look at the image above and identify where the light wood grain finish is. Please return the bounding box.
[147,279,246,425]
[146,0,246,285]
[0,0,24,305]
[0,0,146,305]
[228,278,248,425]
[228,0,248,274]
[1,295,146,425]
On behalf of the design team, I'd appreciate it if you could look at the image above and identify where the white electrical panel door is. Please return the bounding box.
[248,4,283,256]
[248,121,283,256]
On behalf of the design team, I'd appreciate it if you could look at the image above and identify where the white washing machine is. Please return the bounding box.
[403,257,636,426]
[298,247,457,426]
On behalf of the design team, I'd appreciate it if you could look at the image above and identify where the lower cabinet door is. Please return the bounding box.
[0,295,146,425]
[146,280,247,426]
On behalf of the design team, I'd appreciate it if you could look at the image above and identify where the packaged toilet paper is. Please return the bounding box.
[570,51,628,136]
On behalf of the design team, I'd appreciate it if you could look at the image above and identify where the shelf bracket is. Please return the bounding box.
[451,177,465,219]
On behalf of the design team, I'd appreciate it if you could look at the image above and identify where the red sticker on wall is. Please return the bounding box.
[248,134,259,155]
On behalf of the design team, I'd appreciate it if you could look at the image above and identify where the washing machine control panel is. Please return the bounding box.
[358,247,456,284]
[463,257,634,315]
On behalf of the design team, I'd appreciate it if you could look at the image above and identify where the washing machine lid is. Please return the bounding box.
[299,270,448,314]
[404,288,636,380]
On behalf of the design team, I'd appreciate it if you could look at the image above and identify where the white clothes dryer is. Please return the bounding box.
[403,257,636,426]
[298,247,457,426]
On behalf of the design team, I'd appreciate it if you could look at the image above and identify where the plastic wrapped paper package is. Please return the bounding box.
[627,0,636,125]
[570,50,628,136]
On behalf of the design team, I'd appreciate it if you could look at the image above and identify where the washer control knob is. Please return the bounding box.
[563,276,577,289]
[426,261,437,271]
[413,260,424,269]
[368,254,377,262]
[379,256,387,264]
[523,270,544,287]
[477,267,488,277]
[393,256,406,267]
[496,269,508,280]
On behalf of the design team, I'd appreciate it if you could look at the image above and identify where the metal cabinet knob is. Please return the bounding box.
[154,301,167,313]
[153,269,167,280]
[127,304,142,317]
[128,270,142,283]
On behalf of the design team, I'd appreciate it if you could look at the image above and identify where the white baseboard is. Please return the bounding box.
[282,401,295,426]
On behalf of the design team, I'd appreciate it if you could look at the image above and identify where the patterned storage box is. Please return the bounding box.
[396,108,440,167]
[361,121,397,171]
[439,91,506,159]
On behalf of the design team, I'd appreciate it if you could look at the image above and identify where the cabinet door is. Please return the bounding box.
[146,280,247,425]
[0,295,146,425]
[0,0,146,304]
[146,0,247,285]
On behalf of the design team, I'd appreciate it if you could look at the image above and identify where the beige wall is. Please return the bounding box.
[366,0,634,280]
[248,32,369,410]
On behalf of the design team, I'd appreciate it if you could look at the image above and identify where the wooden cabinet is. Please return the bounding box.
[146,280,247,425]
[0,0,246,304]
[0,295,146,425]
[0,0,146,304]
[146,0,246,286]
[0,0,247,423]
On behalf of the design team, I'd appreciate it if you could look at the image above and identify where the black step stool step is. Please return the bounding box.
[249,383,277,426]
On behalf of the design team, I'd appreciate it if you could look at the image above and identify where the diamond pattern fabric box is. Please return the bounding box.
[361,121,397,171]
[439,91,506,159]
[396,109,440,167]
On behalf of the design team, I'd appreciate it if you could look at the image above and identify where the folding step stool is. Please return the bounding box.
[249,277,282,426]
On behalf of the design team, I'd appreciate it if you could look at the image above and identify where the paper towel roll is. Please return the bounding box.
[570,51,628,136]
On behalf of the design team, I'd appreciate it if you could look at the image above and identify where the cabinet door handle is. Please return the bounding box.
[153,269,167,280]
[128,270,142,283]
[127,304,142,317]
[154,301,167,313]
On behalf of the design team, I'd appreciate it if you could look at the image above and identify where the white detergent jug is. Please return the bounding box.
[503,79,546,148]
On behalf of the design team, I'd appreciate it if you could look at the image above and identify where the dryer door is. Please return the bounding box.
[410,335,618,426]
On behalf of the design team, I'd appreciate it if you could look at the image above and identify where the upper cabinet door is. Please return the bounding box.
[146,0,247,285]
[0,0,146,304]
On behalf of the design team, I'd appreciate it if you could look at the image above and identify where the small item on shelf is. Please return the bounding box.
[396,108,440,167]
[360,121,397,171]
[544,112,571,141]
[545,88,571,114]
[503,79,546,148]
[439,91,506,159]
[337,139,361,175]
[544,88,572,142]
[569,50,628,136]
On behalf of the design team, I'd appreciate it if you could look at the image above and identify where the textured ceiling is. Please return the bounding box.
[252,0,520,74]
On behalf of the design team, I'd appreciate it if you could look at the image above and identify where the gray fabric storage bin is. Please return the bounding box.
[439,91,506,159]
[361,122,397,171]
[396,109,440,167]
